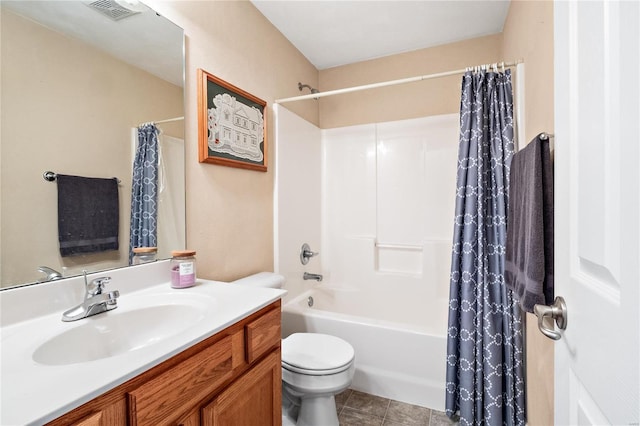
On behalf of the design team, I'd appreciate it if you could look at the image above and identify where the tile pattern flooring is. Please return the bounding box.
[336,389,457,426]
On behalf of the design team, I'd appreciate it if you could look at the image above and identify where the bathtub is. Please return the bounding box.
[281,285,448,411]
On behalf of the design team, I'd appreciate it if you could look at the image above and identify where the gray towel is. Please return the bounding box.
[57,174,119,257]
[505,135,554,313]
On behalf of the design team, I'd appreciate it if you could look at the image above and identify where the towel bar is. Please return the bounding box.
[375,242,422,251]
[43,171,121,184]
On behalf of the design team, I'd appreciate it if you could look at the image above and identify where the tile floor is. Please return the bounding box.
[335,389,457,426]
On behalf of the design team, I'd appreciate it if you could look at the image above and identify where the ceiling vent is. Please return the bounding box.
[84,0,142,21]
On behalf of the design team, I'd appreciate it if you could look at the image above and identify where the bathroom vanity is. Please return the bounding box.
[50,301,282,426]
[0,261,286,425]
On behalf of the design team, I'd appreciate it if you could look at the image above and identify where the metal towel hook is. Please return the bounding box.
[539,132,554,141]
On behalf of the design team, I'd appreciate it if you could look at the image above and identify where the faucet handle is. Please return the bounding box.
[86,276,111,297]
[37,266,63,282]
[300,243,319,265]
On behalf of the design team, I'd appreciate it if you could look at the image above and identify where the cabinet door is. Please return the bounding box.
[202,350,281,426]
[129,335,234,426]
[176,410,200,426]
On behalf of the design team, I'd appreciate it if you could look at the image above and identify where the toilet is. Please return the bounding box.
[232,272,355,426]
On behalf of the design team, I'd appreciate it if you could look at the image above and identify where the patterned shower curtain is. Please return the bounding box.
[445,69,525,425]
[129,123,159,264]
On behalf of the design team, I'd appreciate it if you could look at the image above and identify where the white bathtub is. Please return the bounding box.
[281,286,448,411]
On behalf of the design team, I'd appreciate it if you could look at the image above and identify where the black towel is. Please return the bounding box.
[504,135,554,313]
[57,174,119,257]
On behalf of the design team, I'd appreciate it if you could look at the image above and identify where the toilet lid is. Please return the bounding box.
[282,333,355,373]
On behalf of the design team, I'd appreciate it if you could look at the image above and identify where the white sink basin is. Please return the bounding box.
[33,299,210,366]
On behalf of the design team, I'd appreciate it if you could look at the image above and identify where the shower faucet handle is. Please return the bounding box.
[300,243,319,265]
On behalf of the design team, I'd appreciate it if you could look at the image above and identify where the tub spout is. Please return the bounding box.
[303,272,323,282]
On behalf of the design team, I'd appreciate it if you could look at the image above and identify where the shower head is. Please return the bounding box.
[298,82,319,95]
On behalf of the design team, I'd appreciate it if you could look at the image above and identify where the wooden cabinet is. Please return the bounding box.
[128,335,235,425]
[245,307,281,364]
[47,301,282,426]
[202,351,281,426]
[73,400,127,426]
[176,410,202,426]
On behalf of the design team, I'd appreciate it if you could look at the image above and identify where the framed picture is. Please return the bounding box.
[198,69,267,172]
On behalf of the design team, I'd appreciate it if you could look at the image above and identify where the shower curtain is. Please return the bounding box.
[445,69,525,425]
[129,123,159,263]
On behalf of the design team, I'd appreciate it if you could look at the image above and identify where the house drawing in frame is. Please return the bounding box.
[198,69,267,172]
[208,93,264,164]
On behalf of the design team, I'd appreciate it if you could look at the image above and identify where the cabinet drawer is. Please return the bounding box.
[128,334,234,426]
[245,307,281,364]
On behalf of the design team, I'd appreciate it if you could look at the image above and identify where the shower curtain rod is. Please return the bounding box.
[275,59,523,104]
[137,116,184,127]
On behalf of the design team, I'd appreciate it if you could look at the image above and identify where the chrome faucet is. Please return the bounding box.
[38,266,63,282]
[303,272,323,282]
[61,273,119,322]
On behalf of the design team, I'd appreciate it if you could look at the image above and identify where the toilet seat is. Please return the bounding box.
[282,359,352,376]
[282,333,355,376]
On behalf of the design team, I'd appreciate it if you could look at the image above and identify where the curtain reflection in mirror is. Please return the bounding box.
[129,124,159,263]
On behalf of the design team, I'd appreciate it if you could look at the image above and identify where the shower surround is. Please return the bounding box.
[274,105,458,409]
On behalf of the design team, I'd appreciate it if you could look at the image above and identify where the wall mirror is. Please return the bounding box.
[1,0,185,289]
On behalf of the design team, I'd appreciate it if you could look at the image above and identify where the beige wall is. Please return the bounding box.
[0,9,183,286]
[319,34,503,128]
[146,1,319,282]
[503,1,555,425]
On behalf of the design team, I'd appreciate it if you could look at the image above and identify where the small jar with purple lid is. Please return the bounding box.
[170,250,196,288]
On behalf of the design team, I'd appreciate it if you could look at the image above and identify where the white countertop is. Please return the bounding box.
[0,262,285,425]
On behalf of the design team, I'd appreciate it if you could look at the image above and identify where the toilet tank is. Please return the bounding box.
[232,272,285,288]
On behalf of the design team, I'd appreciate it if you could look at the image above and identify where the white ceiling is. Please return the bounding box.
[251,0,511,70]
[2,0,183,87]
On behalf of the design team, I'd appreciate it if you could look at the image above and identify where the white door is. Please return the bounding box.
[554,1,639,425]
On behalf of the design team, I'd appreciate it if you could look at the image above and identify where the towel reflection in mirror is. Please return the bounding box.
[56,174,120,257]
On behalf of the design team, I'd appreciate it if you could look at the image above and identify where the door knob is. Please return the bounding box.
[533,296,568,340]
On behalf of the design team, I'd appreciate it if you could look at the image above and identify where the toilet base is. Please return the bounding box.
[297,394,339,426]
[283,383,340,426]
